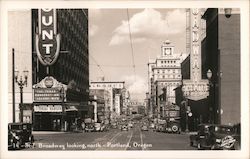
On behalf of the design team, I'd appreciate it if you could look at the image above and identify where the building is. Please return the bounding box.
[8,9,89,131]
[201,8,240,125]
[89,89,110,123]
[148,40,182,118]
[89,81,126,120]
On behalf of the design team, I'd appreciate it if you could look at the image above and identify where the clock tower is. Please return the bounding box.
[161,40,174,57]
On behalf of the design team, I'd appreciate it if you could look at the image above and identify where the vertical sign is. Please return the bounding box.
[36,9,60,66]
[190,8,201,81]
[182,9,209,101]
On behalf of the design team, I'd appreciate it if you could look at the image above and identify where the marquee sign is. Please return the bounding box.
[182,9,209,101]
[33,76,67,103]
[34,88,63,102]
[36,9,60,66]
[34,104,62,112]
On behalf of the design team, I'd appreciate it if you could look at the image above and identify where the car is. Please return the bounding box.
[94,123,103,132]
[189,124,213,149]
[128,122,133,129]
[149,123,155,129]
[121,125,129,131]
[190,124,241,150]
[164,121,181,134]
[209,125,240,150]
[8,123,34,150]
[155,124,164,132]
[85,124,95,132]
[141,125,149,131]
[111,122,117,129]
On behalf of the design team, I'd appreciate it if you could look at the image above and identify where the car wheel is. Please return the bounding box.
[171,124,179,133]
[210,144,216,150]
[197,143,202,150]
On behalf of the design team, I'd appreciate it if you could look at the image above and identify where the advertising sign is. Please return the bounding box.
[34,88,63,102]
[34,104,62,112]
[36,8,60,66]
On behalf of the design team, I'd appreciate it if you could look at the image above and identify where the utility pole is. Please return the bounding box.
[12,48,16,123]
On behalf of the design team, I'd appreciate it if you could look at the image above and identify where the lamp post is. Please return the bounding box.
[15,69,29,123]
[206,69,213,124]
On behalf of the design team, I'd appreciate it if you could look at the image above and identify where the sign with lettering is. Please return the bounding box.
[182,9,209,101]
[34,105,62,112]
[34,88,63,102]
[36,8,60,66]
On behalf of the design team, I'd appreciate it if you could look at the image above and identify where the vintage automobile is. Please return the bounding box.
[209,124,240,150]
[190,124,240,150]
[121,124,129,131]
[189,124,213,149]
[163,120,181,134]
[85,123,95,132]
[141,125,149,131]
[8,123,34,150]
[155,123,164,132]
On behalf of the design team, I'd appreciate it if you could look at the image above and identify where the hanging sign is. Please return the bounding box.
[36,8,60,66]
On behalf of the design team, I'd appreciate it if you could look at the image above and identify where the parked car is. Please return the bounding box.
[85,123,95,132]
[121,124,129,131]
[149,123,155,130]
[190,124,213,149]
[190,124,240,150]
[163,121,181,134]
[155,124,164,132]
[8,123,34,150]
[94,123,103,132]
[141,125,149,131]
[209,125,240,150]
[111,122,118,129]
[128,122,133,129]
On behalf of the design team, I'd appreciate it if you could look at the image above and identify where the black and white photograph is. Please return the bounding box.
[0,0,249,159]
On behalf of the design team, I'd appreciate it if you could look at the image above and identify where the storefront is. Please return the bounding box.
[33,104,64,131]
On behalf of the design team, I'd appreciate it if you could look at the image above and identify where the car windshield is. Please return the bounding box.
[10,125,22,130]
[214,126,234,133]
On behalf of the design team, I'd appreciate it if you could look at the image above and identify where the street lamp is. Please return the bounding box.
[207,69,213,124]
[15,68,29,123]
[224,8,232,18]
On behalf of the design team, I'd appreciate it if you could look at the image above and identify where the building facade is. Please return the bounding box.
[201,8,240,125]
[8,9,89,131]
[89,81,126,120]
[148,41,182,118]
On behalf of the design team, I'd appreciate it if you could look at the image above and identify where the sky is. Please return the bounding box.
[89,8,187,101]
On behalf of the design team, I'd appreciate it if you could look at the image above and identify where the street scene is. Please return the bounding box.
[7,8,241,151]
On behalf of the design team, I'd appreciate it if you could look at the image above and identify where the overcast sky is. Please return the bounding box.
[89,9,186,101]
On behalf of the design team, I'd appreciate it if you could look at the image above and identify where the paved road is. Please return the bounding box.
[22,125,195,151]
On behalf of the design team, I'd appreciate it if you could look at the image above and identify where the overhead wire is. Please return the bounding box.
[126,8,137,82]
[89,54,105,77]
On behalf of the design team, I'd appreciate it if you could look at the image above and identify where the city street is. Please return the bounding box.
[22,125,195,151]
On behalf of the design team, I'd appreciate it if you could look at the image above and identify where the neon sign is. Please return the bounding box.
[36,9,60,66]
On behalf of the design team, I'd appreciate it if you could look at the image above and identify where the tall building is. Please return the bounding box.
[8,9,89,131]
[201,8,240,125]
[148,40,182,118]
[89,81,126,120]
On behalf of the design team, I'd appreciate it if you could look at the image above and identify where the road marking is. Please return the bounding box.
[95,131,122,150]
[125,131,133,150]
[140,128,145,150]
